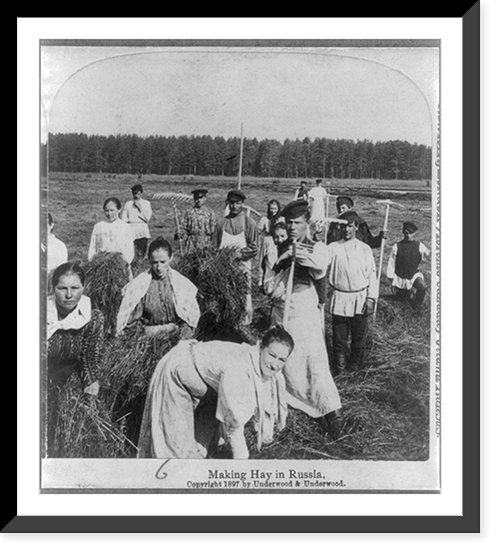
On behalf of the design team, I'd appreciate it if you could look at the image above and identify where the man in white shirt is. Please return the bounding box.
[327,212,378,373]
[121,184,152,260]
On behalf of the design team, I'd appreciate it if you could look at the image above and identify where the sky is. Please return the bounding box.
[41,44,439,147]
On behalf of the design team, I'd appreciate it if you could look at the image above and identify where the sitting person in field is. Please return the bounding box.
[46,262,105,455]
[88,197,135,275]
[386,221,430,311]
[115,237,200,339]
[137,326,294,460]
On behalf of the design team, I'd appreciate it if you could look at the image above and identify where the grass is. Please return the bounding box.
[44,171,433,460]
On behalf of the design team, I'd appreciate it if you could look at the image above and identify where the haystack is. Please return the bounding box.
[83,252,130,336]
[173,245,255,342]
[47,373,134,458]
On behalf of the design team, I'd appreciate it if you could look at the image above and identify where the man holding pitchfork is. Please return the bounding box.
[269,199,343,439]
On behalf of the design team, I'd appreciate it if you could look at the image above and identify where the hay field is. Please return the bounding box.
[44,172,434,461]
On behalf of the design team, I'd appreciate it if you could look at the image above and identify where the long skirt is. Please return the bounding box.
[137,342,219,459]
[271,284,342,418]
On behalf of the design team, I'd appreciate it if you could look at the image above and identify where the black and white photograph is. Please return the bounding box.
[38,38,442,494]
[39,40,441,491]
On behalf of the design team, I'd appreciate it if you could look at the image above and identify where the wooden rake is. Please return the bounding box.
[152,192,192,255]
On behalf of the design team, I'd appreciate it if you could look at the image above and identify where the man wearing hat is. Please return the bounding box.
[213,189,258,325]
[327,211,379,373]
[326,196,385,248]
[176,187,216,253]
[269,199,343,439]
[386,221,430,311]
[121,184,153,260]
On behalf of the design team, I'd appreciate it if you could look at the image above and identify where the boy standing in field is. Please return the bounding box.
[121,184,153,261]
[386,221,430,311]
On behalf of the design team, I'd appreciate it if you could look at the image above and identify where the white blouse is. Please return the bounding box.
[88,218,135,264]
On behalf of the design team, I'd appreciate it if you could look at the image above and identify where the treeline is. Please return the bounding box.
[43,133,432,180]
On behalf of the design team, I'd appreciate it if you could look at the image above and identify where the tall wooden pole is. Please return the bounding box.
[373,203,390,320]
[237,123,244,190]
[283,241,297,330]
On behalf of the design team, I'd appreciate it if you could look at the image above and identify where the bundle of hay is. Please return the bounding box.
[83,252,130,336]
[101,326,179,408]
[173,246,254,342]
[48,327,180,458]
[98,326,181,448]
[48,373,134,458]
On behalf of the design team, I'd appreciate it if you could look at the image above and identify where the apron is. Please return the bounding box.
[270,272,341,417]
[220,230,253,325]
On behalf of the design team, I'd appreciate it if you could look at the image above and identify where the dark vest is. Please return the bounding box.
[395,240,421,279]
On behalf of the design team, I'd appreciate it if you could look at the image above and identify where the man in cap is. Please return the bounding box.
[268,199,343,439]
[213,189,258,325]
[326,196,385,248]
[121,184,153,260]
[327,211,379,373]
[386,221,430,311]
[175,187,216,253]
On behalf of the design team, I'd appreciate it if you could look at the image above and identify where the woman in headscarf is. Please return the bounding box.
[257,199,283,292]
[115,237,200,340]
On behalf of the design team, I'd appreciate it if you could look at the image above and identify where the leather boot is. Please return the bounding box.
[324,409,343,441]
[349,342,366,372]
[333,351,347,375]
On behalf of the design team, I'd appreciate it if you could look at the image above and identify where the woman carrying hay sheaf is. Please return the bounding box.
[137,326,294,460]
[88,197,135,276]
[46,262,106,454]
[115,237,200,340]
